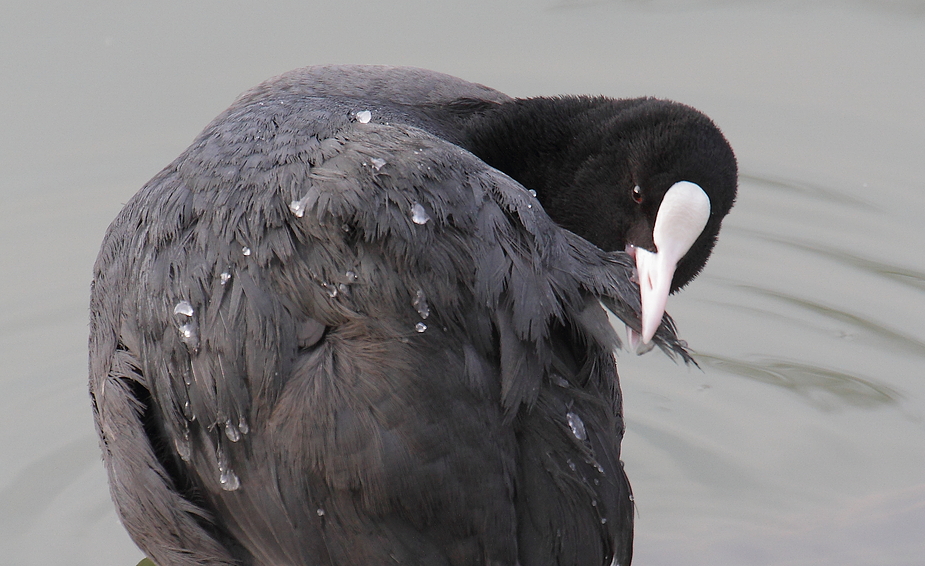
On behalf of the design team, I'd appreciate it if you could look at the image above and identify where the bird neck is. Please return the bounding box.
[460,96,599,195]
[458,96,638,251]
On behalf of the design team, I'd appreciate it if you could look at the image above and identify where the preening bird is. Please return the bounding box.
[89,65,736,566]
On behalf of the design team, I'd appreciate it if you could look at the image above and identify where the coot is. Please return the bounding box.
[90,65,736,566]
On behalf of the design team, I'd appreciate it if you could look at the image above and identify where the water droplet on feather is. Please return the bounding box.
[289,199,306,217]
[567,411,587,441]
[412,289,430,319]
[173,301,194,317]
[217,446,241,491]
[411,202,430,225]
[220,468,240,491]
[322,283,338,298]
[224,419,241,442]
[174,429,191,462]
[179,322,199,349]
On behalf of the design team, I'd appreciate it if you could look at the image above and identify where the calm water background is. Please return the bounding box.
[2,1,923,564]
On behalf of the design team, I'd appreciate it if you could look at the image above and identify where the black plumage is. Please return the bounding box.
[89,65,736,566]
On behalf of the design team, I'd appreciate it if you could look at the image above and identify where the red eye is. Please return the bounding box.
[632,185,643,204]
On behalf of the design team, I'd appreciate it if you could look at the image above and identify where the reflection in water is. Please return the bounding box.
[739,173,875,210]
[699,170,924,412]
[741,285,925,358]
[696,353,902,409]
[737,228,925,292]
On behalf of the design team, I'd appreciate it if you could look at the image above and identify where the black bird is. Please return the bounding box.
[90,65,736,566]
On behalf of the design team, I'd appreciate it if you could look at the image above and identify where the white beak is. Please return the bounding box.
[633,181,711,344]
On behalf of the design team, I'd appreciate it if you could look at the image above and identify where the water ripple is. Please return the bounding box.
[735,228,925,292]
[740,173,876,210]
[697,353,903,410]
[739,286,925,358]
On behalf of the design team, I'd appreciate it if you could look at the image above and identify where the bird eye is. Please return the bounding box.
[632,185,643,204]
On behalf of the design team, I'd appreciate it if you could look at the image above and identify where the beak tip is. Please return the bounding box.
[629,325,657,355]
[640,320,658,345]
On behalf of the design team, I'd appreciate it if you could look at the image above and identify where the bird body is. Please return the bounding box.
[90,65,735,566]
